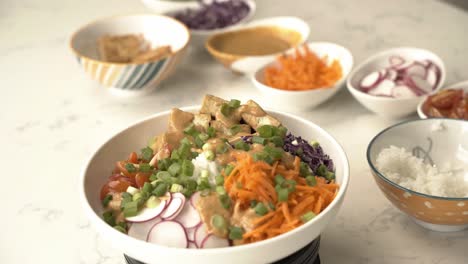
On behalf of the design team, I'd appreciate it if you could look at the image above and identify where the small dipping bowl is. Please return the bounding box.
[69,14,190,95]
[141,0,200,13]
[367,118,468,232]
[162,0,256,48]
[205,16,310,74]
[251,42,353,112]
[347,47,446,118]
[417,80,468,119]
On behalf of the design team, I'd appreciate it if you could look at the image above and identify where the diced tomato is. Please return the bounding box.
[135,172,151,188]
[115,161,137,179]
[128,152,138,163]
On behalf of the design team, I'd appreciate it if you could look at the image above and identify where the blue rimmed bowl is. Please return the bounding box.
[69,14,190,95]
[367,118,468,232]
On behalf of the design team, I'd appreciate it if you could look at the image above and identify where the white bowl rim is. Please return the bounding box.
[69,13,191,66]
[251,41,354,94]
[417,80,468,119]
[347,46,446,101]
[79,105,350,254]
[163,0,256,35]
[366,117,468,201]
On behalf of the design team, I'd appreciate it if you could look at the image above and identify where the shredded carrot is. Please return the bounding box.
[264,44,342,91]
[224,153,339,244]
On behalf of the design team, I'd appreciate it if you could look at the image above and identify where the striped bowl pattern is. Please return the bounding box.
[76,48,185,91]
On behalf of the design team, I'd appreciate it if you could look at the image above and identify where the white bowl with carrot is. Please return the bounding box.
[251,42,354,112]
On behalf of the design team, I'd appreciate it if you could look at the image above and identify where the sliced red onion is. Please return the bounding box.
[385,69,398,81]
[359,71,382,92]
[405,63,427,78]
[389,55,405,67]
[368,79,395,96]
[404,75,429,96]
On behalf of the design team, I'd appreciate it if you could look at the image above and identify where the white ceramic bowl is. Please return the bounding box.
[80,106,350,264]
[150,0,256,48]
[347,47,446,118]
[252,42,353,112]
[367,118,468,232]
[69,14,190,95]
[417,80,468,119]
[206,16,310,74]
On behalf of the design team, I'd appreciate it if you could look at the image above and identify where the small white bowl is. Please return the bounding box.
[347,47,446,118]
[251,42,353,112]
[158,0,256,47]
[417,80,468,119]
[141,0,200,13]
[80,106,350,264]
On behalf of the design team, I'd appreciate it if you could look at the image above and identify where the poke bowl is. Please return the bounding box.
[367,118,468,232]
[347,47,446,118]
[417,80,468,120]
[80,95,350,263]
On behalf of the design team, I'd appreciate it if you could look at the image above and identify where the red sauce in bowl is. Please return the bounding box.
[422,89,468,120]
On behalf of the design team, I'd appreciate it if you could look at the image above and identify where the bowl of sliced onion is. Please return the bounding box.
[347,47,446,118]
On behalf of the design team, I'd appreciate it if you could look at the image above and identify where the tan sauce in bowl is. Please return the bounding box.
[209,26,302,56]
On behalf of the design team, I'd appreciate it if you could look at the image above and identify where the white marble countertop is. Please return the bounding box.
[2,0,468,263]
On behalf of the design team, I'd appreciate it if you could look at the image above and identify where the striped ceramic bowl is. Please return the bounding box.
[70,14,190,94]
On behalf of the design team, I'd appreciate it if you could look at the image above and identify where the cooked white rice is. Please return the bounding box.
[375,145,468,197]
[191,154,220,185]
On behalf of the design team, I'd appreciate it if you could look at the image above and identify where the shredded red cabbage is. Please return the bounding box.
[172,0,250,30]
[283,133,335,174]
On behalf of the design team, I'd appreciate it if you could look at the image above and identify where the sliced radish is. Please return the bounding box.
[188,241,198,249]
[190,192,201,208]
[405,63,427,78]
[368,79,395,96]
[125,200,167,223]
[161,193,186,220]
[360,71,382,92]
[186,225,199,242]
[392,85,417,99]
[389,55,405,67]
[409,75,433,93]
[147,220,188,248]
[195,224,210,248]
[175,200,201,228]
[201,234,230,248]
[128,217,162,241]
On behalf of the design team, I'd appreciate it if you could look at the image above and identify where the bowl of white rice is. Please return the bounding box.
[367,118,468,232]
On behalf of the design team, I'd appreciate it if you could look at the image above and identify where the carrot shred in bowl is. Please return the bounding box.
[224,152,339,244]
[264,45,343,91]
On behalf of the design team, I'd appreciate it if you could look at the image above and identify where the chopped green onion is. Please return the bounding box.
[152,182,168,197]
[277,188,289,202]
[146,196,160,208]
[268,202,276,210]
[181,159,194,176]
[300,162,311,177]
[276,126,288,137]
[295,148,304,156]
[269,136,284,147]
[156,171,172,182]
[306,176,317,186]
[216,186,227,196]
[102,194,113,207]
[215,175,224,186]
[149,173,158,182]
[316,164,328,177]
[224,164,234,176]
[125,163,136,173]
[252,136,266,145]
[183,178,197,192]
[123,201,139,217]
[264,146,283,159]
[253,152,273,164]
[142,182,153,193]
[211,214,227,230]
[325,171,335,181]
[171,183,184,193]
[204,150,215,161]
[228,226,244,240]
[300,211,316,223]
[202,143,212,151]
[228,99,241,108]
[183,124,198,137]
[132,192,142,202]
[157,158,172,171]
[250,200,258,208]
[103,211,116,226]
[254,203,268,216]
[168,163,181,176]
[194,135,204,148]
[229,125,241,136]
[139,163,152,172]
[114,225,126,233]
[220,104,233,116]
[234,141,250,151]
[216,144,228,154]
[257,125,274,138]
[197,177,211,191]
[284,179,297,192]
[199,133,209,141]
[200,169,209,179]
[274,174,285,185]
[126,186,139,195]
[310,140,320,147]
[219,194,231,209]
[140,147,153,161]
[121,192,132,204]
[180,137,192,146]
[207,127,216,138]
